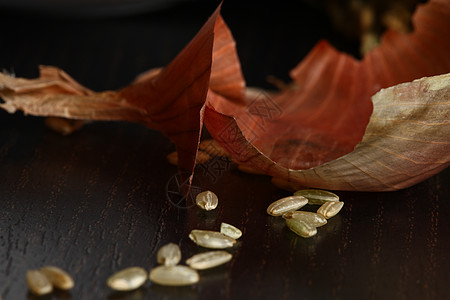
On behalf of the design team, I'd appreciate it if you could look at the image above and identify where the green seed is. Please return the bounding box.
[286,218,317,238]
[282,211,327,227]
[267,196,308,216]
[293,189,339,205]
[317,201,344,219]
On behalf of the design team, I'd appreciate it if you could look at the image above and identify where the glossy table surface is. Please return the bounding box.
[1,1,449,299]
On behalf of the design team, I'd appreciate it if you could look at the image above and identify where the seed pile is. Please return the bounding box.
[267,189,344,238]
[26,266,74,296]
[108,221,241,291]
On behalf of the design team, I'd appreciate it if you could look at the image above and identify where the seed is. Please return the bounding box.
[293,189,339,205]
[157,243,182,266]
[317,201,344,219]
[220,222,242,239]
[266,195,308,216]
[106,267,148,291]
[26,270,53,296]
[149,265,199,286]
[189,230,236,249]
[196,190,218,211]
[285,218,317,238]
[186,251,232,270]
[282,211,327,227]
[166,150,210,166]
[40,266,74,290]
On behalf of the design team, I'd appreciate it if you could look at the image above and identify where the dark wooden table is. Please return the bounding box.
[1,1,449,299]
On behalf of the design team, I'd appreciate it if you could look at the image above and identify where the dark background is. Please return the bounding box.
[0,0,448,299]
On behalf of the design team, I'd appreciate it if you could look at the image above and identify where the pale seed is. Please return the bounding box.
[157,243,182,266]
[149,265,199,286]
[26,270,53,296]
[196,190,218,211]
[186,251,232,270]
[282,211,327,227]
[106,267,148,291]
[220,222,242,239]
[285,218,317,238]
[189,230,236,249]
[40,266,74,290]
[293,189,339,205]
[266,195,308,216]
[317,201,344,219]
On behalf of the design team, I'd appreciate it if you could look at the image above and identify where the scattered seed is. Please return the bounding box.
[40,266,74,290]
[199,139,230,157]
[26,270,53,296]
[220,222,242,239]
[166,150,210,166]
[285,218,317,238]
[157,243,182,266]
[267,195,308,216]
[293,189,339,205]
[186,251,232,270]
[282,211,327,227]
[106,267,148,291]
[196,190,218,211]
[317,201,344,219]
[189,230,236,249]
[149,265,199,286]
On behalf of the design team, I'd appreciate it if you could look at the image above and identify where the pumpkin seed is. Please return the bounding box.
[186,251,232,270]
[26,270,53,296]
[157,243,182,266]
[285,218,317,238]
[149,265,199,286]
[282,211,327,227]
[317,201,344,219]
[196,190,218,211]
[106,267,147,291]
[293,189,339,205]
[189,230,236,249]
[266,195,308,216]
[220,222,242,239]
[40,266,74,290]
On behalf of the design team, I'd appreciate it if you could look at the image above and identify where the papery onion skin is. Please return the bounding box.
[205,73,450,191]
